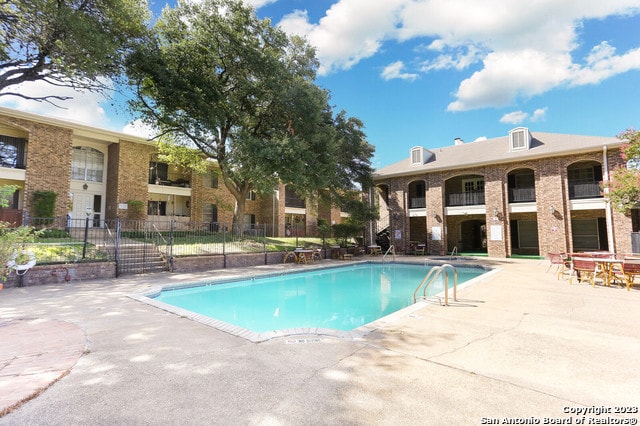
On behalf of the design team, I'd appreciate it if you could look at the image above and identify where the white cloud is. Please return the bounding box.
[420,45,484,72]
[531,107,547,122]
[381,61,418,81]
[243,0,277,9]
[0,80,116,128]
[278,0,405,75]
[500,107,548,124]
[277,0,640,109]
[122,119,157,139]
[570,42,640,86]
[500,111,529,124]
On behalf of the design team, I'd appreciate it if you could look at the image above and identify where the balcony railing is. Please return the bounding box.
[509,187,536,203]
[447,191,485,207]
[569,182,602,199]
[149,172,191,187]
[285,196,306,208]
[409,197,426,209]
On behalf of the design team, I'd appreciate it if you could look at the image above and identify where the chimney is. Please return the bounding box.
[454,137,464,145]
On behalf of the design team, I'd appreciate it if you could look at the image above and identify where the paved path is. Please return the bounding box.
[0,319,86,416]
[0,258,639,425]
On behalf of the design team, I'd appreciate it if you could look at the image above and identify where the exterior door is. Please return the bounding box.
[71,193,101,227]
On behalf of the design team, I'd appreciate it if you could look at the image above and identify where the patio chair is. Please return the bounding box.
[569,257,598,286]
[546,252,570,279]
[613,257,640,291]
[282,251,297,264]
[312,249,322,262]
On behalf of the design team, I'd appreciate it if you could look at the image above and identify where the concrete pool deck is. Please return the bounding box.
[1,257,639,424]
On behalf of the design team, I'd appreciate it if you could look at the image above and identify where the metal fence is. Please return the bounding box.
[17,217,332,273]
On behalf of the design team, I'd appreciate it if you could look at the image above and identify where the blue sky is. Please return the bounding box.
[2,0,640,169]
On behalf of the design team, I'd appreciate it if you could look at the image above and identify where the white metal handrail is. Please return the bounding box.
[449,246,458,261]
[382,245,395,262]
[413,263,458,306]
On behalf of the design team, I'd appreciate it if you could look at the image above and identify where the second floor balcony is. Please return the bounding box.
[149,171,191,187]
[447,191,485,207]
[569,182,602,199]
[409,197,426,209]
[509,187,536,203]
[285,195,306,209]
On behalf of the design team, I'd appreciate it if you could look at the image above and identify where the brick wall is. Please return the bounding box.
[1,116,72,218]
[374,146,631,257]
[111,140,157,219]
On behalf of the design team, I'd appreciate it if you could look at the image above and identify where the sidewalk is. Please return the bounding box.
[1,258,639,424]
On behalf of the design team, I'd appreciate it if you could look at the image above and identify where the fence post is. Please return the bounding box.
[223,224,226,268]
[169,220,174,272]
[115,218,121,278]
[82,214,90,258]
[263,223,267,265]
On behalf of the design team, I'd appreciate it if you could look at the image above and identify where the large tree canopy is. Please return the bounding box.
[607,128,640,215]
[0,0,149,103]
[126,0,375,225]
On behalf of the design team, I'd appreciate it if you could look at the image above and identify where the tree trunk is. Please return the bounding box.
[234,196,246,229]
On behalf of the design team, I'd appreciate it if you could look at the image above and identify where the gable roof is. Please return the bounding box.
[375,131,622,179]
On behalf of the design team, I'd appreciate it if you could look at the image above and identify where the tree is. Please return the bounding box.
[0,0,149,104]
[126,0,374,225]
[606,128,640,215]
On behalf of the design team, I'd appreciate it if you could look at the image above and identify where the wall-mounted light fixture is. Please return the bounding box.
[82,183,88,190]
[493,208,499,217]
[433,211,438,219]
[550,205,555,214]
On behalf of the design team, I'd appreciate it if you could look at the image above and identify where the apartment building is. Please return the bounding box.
[0,107,338,235]
[372,128,637,257]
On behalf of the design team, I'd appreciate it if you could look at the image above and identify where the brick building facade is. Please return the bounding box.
[372,128,637,258]
[0,107,341,235]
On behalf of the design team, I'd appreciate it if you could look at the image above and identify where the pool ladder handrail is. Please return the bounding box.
[449,246,458,261]
[413,263,458,306]
[382,245,395,263]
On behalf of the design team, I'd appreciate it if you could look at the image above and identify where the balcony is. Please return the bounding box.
[509,187,536,203]
[149,171,191,188]
[447,191,485,207]
[569,182,602,199]
[409,197,426,209]
[285,196,306,209]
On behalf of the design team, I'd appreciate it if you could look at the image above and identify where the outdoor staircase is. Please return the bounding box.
[117,242,169,275]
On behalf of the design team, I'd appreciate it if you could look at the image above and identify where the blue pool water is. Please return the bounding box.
[154,263,486,333]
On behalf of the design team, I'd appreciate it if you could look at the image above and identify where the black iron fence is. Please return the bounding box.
[15,217,333,273]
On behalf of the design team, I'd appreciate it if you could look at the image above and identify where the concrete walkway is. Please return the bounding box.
[0,258,639,425]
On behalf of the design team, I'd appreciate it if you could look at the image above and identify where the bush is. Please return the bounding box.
[332,223,362,247]
[32,191,57,224]
[126,200,146,220]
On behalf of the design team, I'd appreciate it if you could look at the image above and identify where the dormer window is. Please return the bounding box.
[509,127,531,151]
[410,146,434,166]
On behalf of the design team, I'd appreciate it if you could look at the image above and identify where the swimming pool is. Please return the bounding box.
[136,262,491,341]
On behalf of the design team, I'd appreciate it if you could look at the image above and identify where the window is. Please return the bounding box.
[72,147,104,182]
[509,127,531,151]
[517,220,539,248]
[149,162,169,184]
[411,147,422,165]
[514,172,534,188]
[148,201,167,216]
[0,135,27,169]
[462,178,484,192]
[246,190,256,201]
[204,170,219,188]
[244,214,255,229]
[410,146,433,166]
[568,167,595,184]
[572,219,600,250]
[203,204,218,223]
